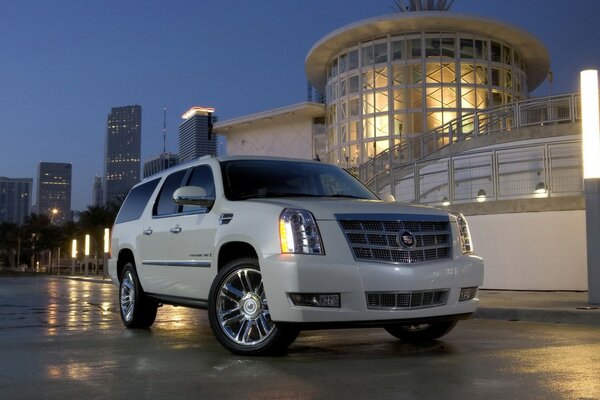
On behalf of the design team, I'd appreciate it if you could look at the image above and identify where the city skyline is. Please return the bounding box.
[1,0,599,210]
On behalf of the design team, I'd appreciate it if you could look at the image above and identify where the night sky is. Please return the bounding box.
[1,0,599,211]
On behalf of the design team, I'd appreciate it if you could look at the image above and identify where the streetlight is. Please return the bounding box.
[103,228,110,279]
[84,234,90,276]
[581,69,600,304]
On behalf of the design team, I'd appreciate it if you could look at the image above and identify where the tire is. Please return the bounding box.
[119,263,158,329]
[384,321,457,342]
[208,258,299,356]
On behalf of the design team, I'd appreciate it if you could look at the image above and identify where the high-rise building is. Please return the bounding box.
[178,106,216,163]
[93,176,103,207]
[37,162,72,224]
[104,105,141,204]
[0,177,32,225]
[143,152,178,178]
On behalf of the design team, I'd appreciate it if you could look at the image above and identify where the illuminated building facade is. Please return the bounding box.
[178,106,216,163]
[104,105,141,205]
[305,12,549,167]
[37,162,72,224]
[0,177,32,225]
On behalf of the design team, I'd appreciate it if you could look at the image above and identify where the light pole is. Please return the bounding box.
[103,228,110,279]
[84,234,90,276]
[71,239,77,275]
[581,69,600,304]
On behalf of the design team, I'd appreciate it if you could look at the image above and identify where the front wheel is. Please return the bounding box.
[119,263,158,329]
[384,321,457,342]
[208,258,298,356]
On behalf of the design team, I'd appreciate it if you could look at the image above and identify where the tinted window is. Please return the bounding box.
[181,165,215,214]
[220,160,378,201]
[115,179,160,224]
[153,169,187,216]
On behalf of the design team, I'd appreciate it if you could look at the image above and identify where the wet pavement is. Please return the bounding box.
[1,276,599,399]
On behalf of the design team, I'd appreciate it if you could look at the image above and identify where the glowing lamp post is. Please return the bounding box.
[71,239,77,274]
[103,228,110,279]
[84,234,90,276]
[581,69,600,304]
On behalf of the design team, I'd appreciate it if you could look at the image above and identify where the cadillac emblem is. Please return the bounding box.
[398,230,416,249]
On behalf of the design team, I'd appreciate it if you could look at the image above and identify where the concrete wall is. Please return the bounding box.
[224,118,314,160]
[468,210,587,291]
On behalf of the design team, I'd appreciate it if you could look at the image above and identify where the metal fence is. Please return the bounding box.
[369,139,583,206]
[359,93,581,183]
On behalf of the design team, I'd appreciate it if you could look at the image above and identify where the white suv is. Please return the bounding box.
[108,156,483,355]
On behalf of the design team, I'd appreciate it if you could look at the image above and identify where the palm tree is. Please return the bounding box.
[0,223,20,269]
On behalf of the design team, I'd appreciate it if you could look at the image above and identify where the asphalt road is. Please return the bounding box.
[1,276,599,400]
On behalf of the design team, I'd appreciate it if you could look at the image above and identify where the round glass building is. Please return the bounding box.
[306,12,549,168]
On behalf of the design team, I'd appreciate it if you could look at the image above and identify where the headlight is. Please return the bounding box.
[455,213,473,254]
[279,209,324,255]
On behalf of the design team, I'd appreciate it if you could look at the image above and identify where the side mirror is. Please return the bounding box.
[173,186,215,209]
[380,194,396,202]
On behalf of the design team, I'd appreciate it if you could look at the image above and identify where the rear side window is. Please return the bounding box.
[115,179,160,224]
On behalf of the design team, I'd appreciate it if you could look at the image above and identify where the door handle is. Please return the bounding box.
[170,226,182,234]
[143,228,153,235]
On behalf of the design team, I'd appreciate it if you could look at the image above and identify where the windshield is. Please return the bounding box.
[220,159,378,201]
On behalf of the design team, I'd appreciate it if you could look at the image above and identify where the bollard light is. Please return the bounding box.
[84,234,90,256]
[104,228,110,254]
[581,69,600,178]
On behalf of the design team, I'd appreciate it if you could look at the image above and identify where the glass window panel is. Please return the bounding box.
[492,68,500,86]
[339,53,348,74]
[349,97,359,116]
[475,66,488,85]
[349,144,359,166]
[503,45,512,65]
[349,75,359,94]
[394,113,405,136]
[409,112,423,134]
[491,89,503,106]
[349,121,359,141]
[340,78,347,97]
[442,86,457,107]
[331,58,338,77]
[409,87,423,108]
[409,63,423,83]
[441,63,456,83]
[427,111,444,131]
[504,69,513,89]
[392,65,404,85]
[363,117,375,139]
[476,88,489,108]
[362,92,375,114]
[375,67,388,88]
[461,86,477,109]
[374,42,388,64]
[338,101,347,121]
[441,38,455,58]
[375,90,389,112]
[409,38,422,58]
[426,64,442,84]
[348,50,359,70]
[392,39,404,60]
[425,86,443,108]
[425,38,441,58]
[340,124,348,144]
[460,38,474,59]
[491,41,501,62]
[461,64,475,84]
[362,70,375,90]
[340,146,350,167]
[362,44,374,67]
[393,89,405,110]
[375,115,389,138]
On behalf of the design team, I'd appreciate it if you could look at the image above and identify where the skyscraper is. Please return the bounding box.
[93,176,103,207]
[178,106,216,163]
[37,162,72,224]
[104,105,141,205]
[143,152,178,178]
[0,177,32,225]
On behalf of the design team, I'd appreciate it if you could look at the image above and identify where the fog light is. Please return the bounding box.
[459,287,478,302]
[290,293,340,308]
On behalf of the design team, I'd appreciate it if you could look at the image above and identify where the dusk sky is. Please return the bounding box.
[1,0,599,211]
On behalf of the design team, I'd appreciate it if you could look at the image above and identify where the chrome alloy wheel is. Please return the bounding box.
[120,270,136,323]
[216,268,275,346]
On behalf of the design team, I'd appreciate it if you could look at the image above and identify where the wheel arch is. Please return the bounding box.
[117,248,136,282]
[217,241,258,272]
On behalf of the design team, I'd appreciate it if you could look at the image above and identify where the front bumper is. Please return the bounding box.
[260,253,484,324]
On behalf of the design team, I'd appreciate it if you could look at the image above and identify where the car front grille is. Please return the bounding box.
[338,216,452,264]
[366,289,449,310]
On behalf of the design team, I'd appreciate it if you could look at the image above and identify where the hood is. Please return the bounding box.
[247,198,451,221]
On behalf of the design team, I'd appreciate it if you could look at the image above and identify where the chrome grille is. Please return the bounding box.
[338,216,452,264]
[366,290,448,310]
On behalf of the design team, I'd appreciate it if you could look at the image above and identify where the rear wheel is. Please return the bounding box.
[384,321,457,342]
[208,258,298,355]
[119,263,158,329]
